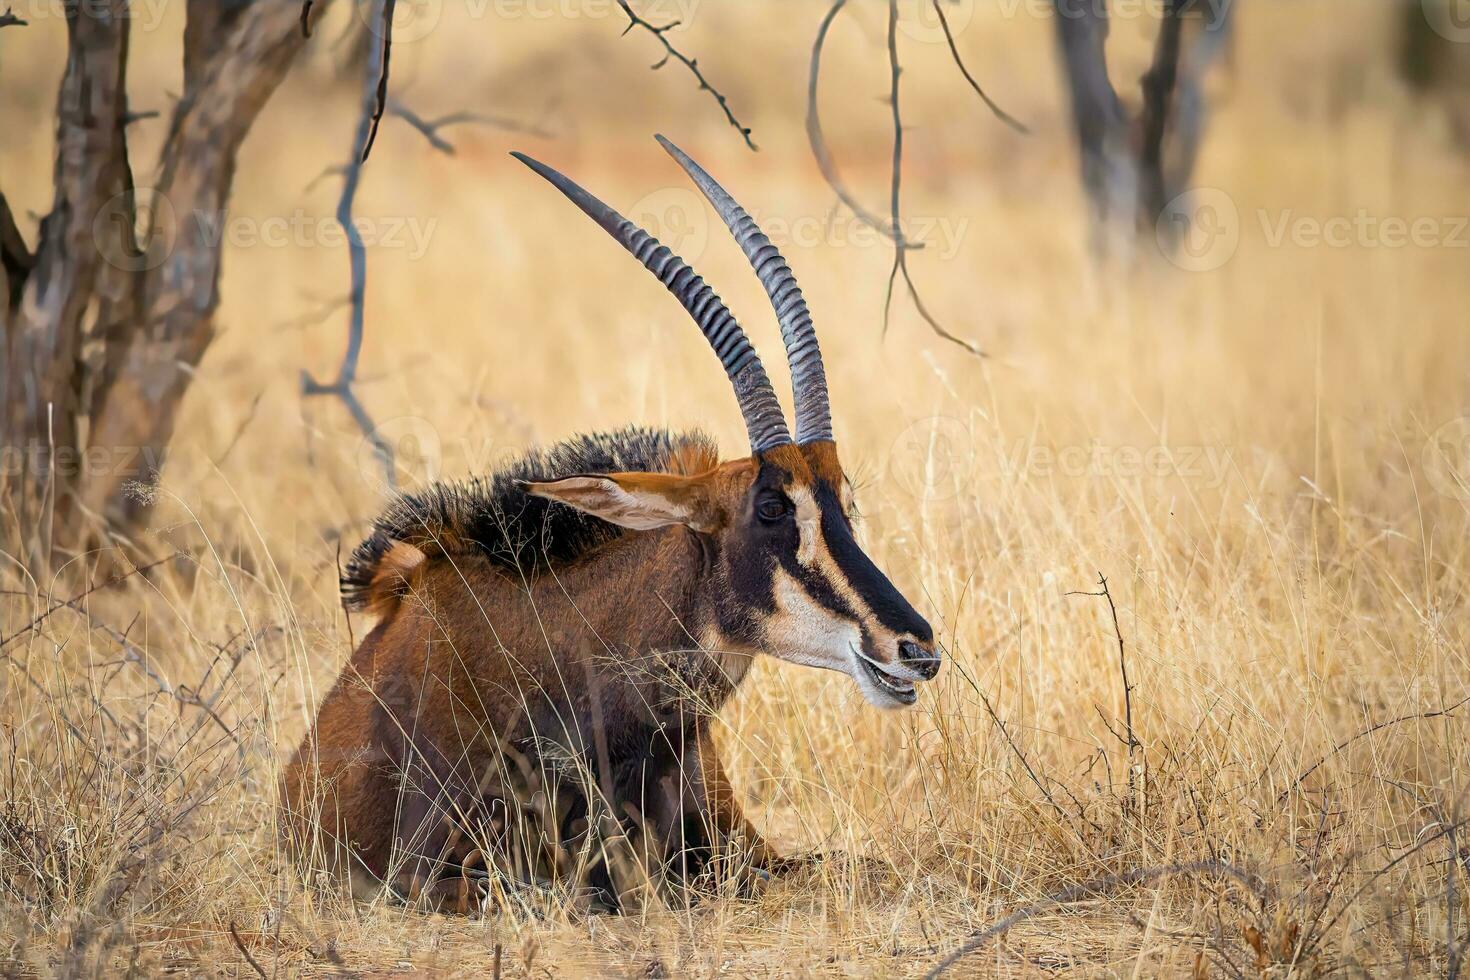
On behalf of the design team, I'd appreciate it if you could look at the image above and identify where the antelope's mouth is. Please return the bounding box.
[853,646,919,706]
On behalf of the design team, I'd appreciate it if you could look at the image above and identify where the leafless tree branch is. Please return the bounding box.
[807,0,906,243]
[303,0,396,486]
[388,99,554,155]
[360,0,397,161]
[882,0,983,356]
[616,0,755,151]
[0,7,26,28]
[305,163,349,192]
[1067,572,1140,804]
[0,553,183,656]
[930,0,1029,134]
[0,191,32,310]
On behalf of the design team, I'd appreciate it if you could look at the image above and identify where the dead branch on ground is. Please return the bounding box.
[925,860,1266,977]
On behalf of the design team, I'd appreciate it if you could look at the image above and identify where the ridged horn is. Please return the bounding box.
[511,151,792,454]
[655,134,834,445]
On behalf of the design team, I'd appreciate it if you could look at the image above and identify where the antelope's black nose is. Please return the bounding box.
[898,639,942,680]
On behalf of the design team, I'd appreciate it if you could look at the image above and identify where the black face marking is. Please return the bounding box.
[815,484,933,642]
[709,463,790,643]
[755,489,790,523]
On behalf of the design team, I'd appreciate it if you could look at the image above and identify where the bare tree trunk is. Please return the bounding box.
[2,0,133,561]
[1053,0,1135,256]
[1051,0,1233,260]
[1,0,326,565]
[84,0,323,531]
[1401,0,1470,150]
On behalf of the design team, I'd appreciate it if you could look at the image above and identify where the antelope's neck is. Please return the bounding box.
[544,525,750,713]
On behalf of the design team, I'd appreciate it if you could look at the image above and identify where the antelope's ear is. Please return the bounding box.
[520,472,721,532]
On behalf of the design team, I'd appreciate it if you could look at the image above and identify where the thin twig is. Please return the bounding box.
[14,585,245,748]
[388,99,554,155]
[304,164,348,193]
[360,0,397,162]
[229,921,269,980]
[807,0,907,243]
[299,0,314,37]
[1067,572,1140,806]
[302,0,396,486]
[930,0,1029,134]
[1314,818,1470,944]
[925,861,1265,977]
[882,0,983,356]
[0,7,26,28]
[1280,695,1470,805]
[1445,810,1461,980]
[973,683,1069,826]
[211,390,266,467]
[615,0,754,151]
[0,554,182,654]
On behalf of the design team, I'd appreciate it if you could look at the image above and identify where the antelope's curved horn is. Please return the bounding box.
[512,151,792,454]
[655,135,834,445]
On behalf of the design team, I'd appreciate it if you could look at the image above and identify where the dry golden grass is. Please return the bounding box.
[4,0,1470,975]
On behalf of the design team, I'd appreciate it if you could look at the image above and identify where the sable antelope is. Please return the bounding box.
[281,136,942,911]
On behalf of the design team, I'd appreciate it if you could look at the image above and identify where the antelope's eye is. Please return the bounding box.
[756,494,789,523]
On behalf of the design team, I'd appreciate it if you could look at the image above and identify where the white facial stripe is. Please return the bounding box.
[766,567,859,671]
[790,485,820,567]
[766,568,913,710]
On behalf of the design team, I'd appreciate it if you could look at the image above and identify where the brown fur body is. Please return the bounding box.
[282,432,775,910]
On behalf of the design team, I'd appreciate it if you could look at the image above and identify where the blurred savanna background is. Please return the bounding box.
[4,0,1470,974]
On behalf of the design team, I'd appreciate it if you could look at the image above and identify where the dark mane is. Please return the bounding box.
[341,426,718,611]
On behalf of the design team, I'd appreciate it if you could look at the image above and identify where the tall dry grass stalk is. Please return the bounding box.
[3,0,1469,974]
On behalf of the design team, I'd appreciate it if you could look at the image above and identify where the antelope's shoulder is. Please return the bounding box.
[340,426,718,615]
